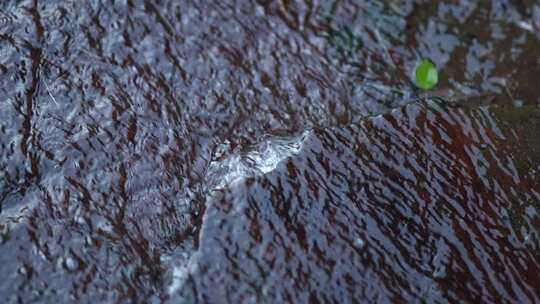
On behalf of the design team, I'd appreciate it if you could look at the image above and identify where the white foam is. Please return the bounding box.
[165,130,312,297]
[207,130,311,190]
[163,240,197,296]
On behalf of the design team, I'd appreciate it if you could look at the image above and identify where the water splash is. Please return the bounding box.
[166,129,312,296]
[207,130,312,191]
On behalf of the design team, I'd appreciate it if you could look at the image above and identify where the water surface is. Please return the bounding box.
[0,0,539,303]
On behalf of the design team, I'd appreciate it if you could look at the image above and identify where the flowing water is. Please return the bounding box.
[1,0,539,303]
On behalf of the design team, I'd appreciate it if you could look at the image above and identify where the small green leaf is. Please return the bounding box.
[415,58,438,90]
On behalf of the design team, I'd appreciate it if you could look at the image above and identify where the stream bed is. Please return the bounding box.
[1,0,539,303]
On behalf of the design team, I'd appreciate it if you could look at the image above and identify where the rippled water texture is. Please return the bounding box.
[1,1,539,303]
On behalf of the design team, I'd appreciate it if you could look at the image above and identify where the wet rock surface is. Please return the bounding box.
[0,0,539,303]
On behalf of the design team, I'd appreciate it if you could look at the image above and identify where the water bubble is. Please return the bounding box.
[63,256,79,272]
[512,99,524,108]
[354,237,365,249]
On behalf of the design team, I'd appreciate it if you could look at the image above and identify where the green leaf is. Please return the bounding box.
[415,58,438,90]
